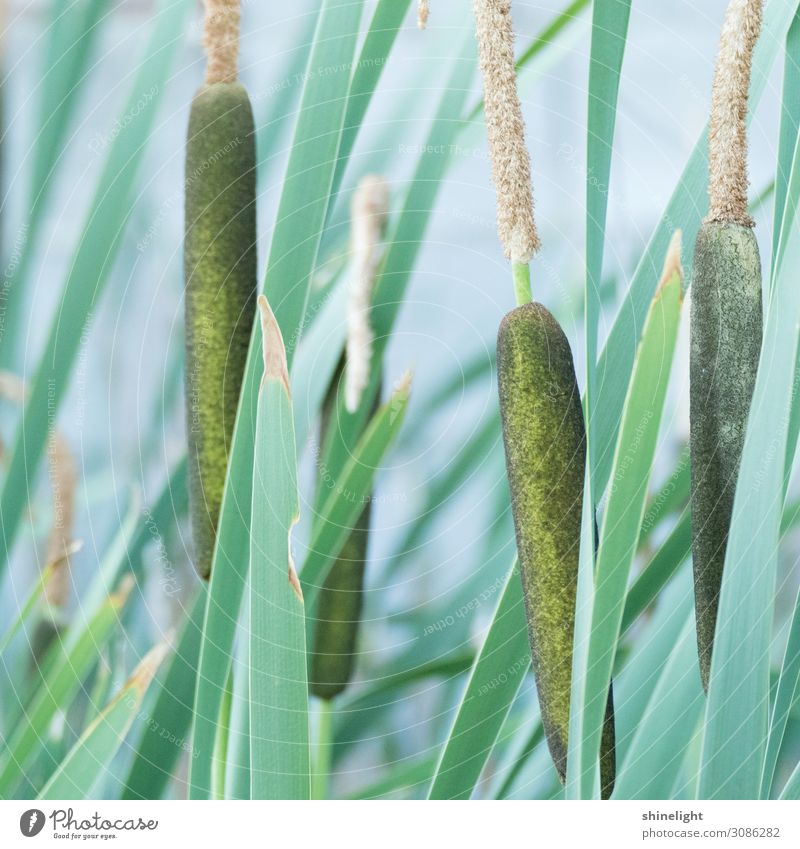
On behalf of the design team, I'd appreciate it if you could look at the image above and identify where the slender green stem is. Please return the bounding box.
[512,261,533,306]
[312,699,334,800]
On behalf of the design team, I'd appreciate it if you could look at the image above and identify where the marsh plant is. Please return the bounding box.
[1,0,800,803]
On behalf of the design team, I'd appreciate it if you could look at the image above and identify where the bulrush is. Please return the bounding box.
[184,0,257,580]
[690,0,764,691]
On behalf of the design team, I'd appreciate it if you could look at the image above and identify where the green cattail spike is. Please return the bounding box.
[310,174,389,701]
[185,0,257,580]
[691,0,764,691]
[497,303,615,797]
[475,0,614,793]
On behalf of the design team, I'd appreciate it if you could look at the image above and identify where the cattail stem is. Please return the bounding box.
[707,0,763,225]
[203,0,241,84]
[311,700,334,800]
[512,260,532,306]
[473,0,540,268]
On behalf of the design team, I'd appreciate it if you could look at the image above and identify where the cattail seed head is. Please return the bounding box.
[473,0,540,262]
[418,1,430,30]
[203,0,241,84]
[706,0,763,226]
[346,175,390,414]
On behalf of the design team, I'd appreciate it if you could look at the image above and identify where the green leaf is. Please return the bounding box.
[0,580,132,794]
[427,562,530,800]
[330,0,414,198]
[573,249,683,798]
[613,616,704,799]
[772,9,800,268]
[300,373,412,616]
[0,0,193,582]
[584,0,631,457]
[761,584,800,798]
[622,509,691,634]
[38,641,170,800]
[699,181,800,801]
[121,589,206,800]
[249,297,309,800]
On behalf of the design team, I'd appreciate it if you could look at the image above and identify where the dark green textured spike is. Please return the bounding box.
[497,301,615,797]
[690,221,763,691]
[184,82,257,580]
[309,362,379,700]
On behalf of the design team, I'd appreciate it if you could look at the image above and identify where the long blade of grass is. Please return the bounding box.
[0,579,132,795]
[771,9,800,268]
[300,373,411,616]
[613,616,704,799]
[189,0,366,798]
[330,0,413,199]
[761,584,800,798]
[779,757,800,798]
[121,589,206,800]
[584,0,631,466]
[0,559,61,654]
[38,640,170,800]
[698,188,800,801]
[593,0,799,498]
[574,257,683,798]
[249,298,309,800]
[427,561,530,800]
[0,0,192,582]
[621,510,691,633]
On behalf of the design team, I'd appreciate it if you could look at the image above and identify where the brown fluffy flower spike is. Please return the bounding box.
[473,0,540,263]
[203,0,241,84]
[706,0,764,226]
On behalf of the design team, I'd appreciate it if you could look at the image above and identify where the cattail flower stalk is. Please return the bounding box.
[473,0,539,299]
[345,175,389,414]
[690,0,764,690]
[706,0,763,226]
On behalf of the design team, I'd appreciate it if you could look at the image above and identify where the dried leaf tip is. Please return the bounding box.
[394,369,414,398]
[659,230,684,291]
[418,1,430,30]
[203,0,241,84]
[346,175,390,413]
[707,0,764,226]
[288,514,303,602]
[258,295,290,395]
[473,0,540,263]
[129,639,172,696]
